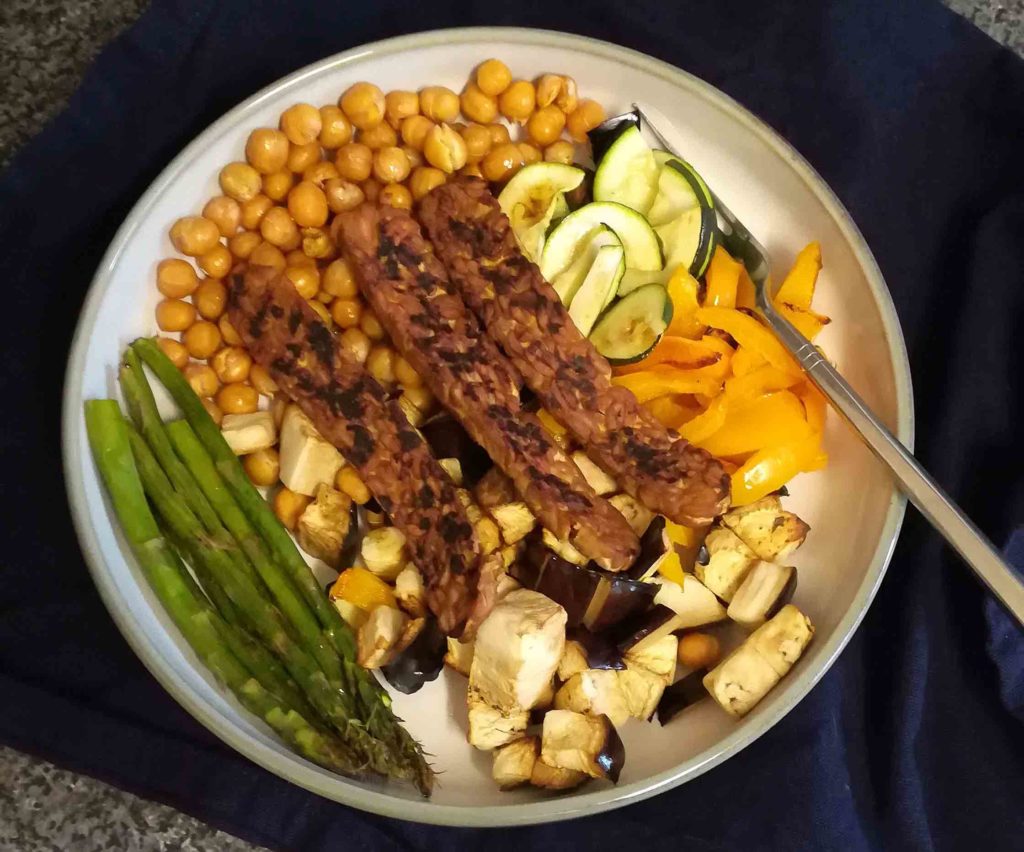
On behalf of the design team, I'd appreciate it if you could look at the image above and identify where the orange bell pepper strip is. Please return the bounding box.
[695,306,802,376]
[656,550,688,585]
[665,518,707,548]
[536,407,568,439]
[329,566,397,611]
[736,266,757,310]
[613,335,723,376]
[796,380,828,433]
[613,367,721,403]
[693,333,734,380]
[665,266,705,339]
[704,245,743,308]
[645,394,702,429]
[730,346,766,377]
[773,242,821,310]
[730,433,824,506]
[697,390,812,457]
[723,363,801,404]
[777,302,831,341]
[678,394,729,443]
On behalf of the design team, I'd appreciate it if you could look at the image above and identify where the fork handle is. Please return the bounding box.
[761,302,1024,626]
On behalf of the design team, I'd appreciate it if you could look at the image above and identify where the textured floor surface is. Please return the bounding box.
[0,1,1021,849]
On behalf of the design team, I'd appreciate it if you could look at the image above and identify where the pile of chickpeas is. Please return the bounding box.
[153,59,607,528]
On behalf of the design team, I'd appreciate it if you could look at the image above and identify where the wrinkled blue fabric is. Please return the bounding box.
[1,1,1021,849]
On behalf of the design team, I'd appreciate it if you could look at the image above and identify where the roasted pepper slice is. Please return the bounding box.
[796,381,827,433]
[724,363,801,404]
[329,566,397,611]
[696,306,802,377]
[730,435,825,506]
[773,242,821,310]
[678,394,729,443]
[730,346,765,377]
[704,245,743,308]
[656,549,688,586]
[645,394,702,429]
[697,390,812,457]
[613,336,723,376]
[777,302,831,341]
[736,266,757,310]
[666,266,705,339]
[613,367,722,403]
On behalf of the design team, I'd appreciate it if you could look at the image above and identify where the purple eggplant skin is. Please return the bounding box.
[594,715,626,784]
[584,573,657,632]
[381,618,446,695]
[656,669,709,724]
[611,605,679,654]
[625,516,668,580]
[418,415,491,486]
[567,628,626,671]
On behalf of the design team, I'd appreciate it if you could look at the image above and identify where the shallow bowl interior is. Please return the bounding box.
[63,27,911,826]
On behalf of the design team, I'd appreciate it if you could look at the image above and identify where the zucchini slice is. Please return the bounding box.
[568,244,625,336]
[540,201,663,279]
[498,163,586,261]
[550,225,621,305]
[647,163,700,228]
[593,125,659,215]
[590,283,673,364]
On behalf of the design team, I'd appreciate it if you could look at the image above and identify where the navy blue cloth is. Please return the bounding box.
[2,0,1022,848]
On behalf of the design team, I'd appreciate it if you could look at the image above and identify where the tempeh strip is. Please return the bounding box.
[227,266,499,638]
[419,177,731,526]
[335,204,639,572]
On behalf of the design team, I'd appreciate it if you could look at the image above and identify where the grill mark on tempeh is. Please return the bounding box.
[227,265,498,637]
[418,177,731,526]
[334,204,639,571]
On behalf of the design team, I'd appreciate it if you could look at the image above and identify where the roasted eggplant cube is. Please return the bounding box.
[571,451,618,496]
[747,604,814,677]
[657,669,709,724]
[493,736,539,790]
[727,562,797,629]
[541,710,625,783]
[360,526,407,581]
[625,516,670,580]
[356,606,408,669]
[445,636,475,676]
[608,492,655,537]
[296,484,353,567]
[554,669,630,727]
[651,574,728,629]
[394,563,426,617]
[702,643,781,717]
[695,528,758,602]
[530,758,588,790]
[721,497,809,562]
[490,501,537,545]
[467,687,530,750]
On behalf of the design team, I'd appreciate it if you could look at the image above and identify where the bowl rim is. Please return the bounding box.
[62,25,913,827]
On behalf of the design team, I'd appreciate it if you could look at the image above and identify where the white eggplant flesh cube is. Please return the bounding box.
[540,709,623,781]
[221,411,277,455]
[554,669,631,727]
[695,528,758,602]
[703,642,781,717]
[490,502,537,545]
[475,515,502,555]
[295,484,351,567]
[394,564,426,617]
[651,575,728,629]
[467,687,529,750]
[530,758,587,790]
[495,573,522,601]
[623,633,678,684]
[727,561,797,630]
[278,405,344,496]
[747,604,814,677]
[609,492,655,537]
[541,528,588,566]
[571,451,618,496]
[556,640,590,682]
[618,666,666,720]
[356,606,407,669]
[360,527,407,581]
[332,597,368,630]
[493,736,539,790]
[722,497,809,562]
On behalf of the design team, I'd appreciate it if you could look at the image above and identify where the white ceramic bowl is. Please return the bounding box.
[62,27,912,826]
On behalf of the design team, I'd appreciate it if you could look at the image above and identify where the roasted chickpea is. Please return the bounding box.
[330,297,363,328]
[170,216,220,257]
[460,83,498,124]
[259,206,300,249]
[403,383,434,412]
[249,241,286,271]
[361,177,381,203]
[401,145,424,169]
[459,162,484,179]
[301,160,339,187]
[273,486,310,529]
[339,327,371,364]
[318,105,352,148]
[527,105,567,147]
[476,58,512,97]
[567,99,606,142]
[331,466,366,504]
[202,196,242,237]
[324,178,365,213]
[385,90,419,129]
[334,142,373,182]
[379,183,412,210]
[394,354,422,388]
[184,363,219,397]
[262,170,294,202]
[358,121,398,150]
[228,230,261,260]
[518,142,542,165]
[286,141,322,174]
[360,309,385,341]
[245,128,290,174]
[544,139,575,165]
[218,314,242,346]
[240,194,273,230]
[408,166,446,200]
[155,298,196,332]
[677,632,721,669]
[286,248,316,268]
[556,76,578,113]
[340,82,385,130]
[488,122,512,147]
[198,244,233,279]
[280,103,322,145]
[499,80,536,123]
[216,382,259,415]
[301,227,335,260]
[211,346,253,384]
[372,146,411,184]
[193,278,227,320]
[156,258,199,299]
[322,258,357,298]
[286,181,328,228]
[244,447,280,487]
[219,161,262,203]
[284,264,320,299]
[249,364,278,396]
[366,345,395,384]
[424,124,468,173]
[482,143,526,183]
[535,74,562,108]
[460,123,492,162]
[182,320,222,359]
[419,86,459,123]
[400,115,435,150]
[156,336,189,369]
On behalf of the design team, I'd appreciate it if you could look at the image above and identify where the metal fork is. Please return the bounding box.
[615,105,1024,625]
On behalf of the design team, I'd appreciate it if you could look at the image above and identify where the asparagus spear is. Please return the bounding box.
[125,420,406,783]
[119,357,344,688]
[133,337,432,792]
[83,399,361,776]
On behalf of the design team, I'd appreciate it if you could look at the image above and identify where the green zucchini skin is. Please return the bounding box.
[590,283,673,365]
